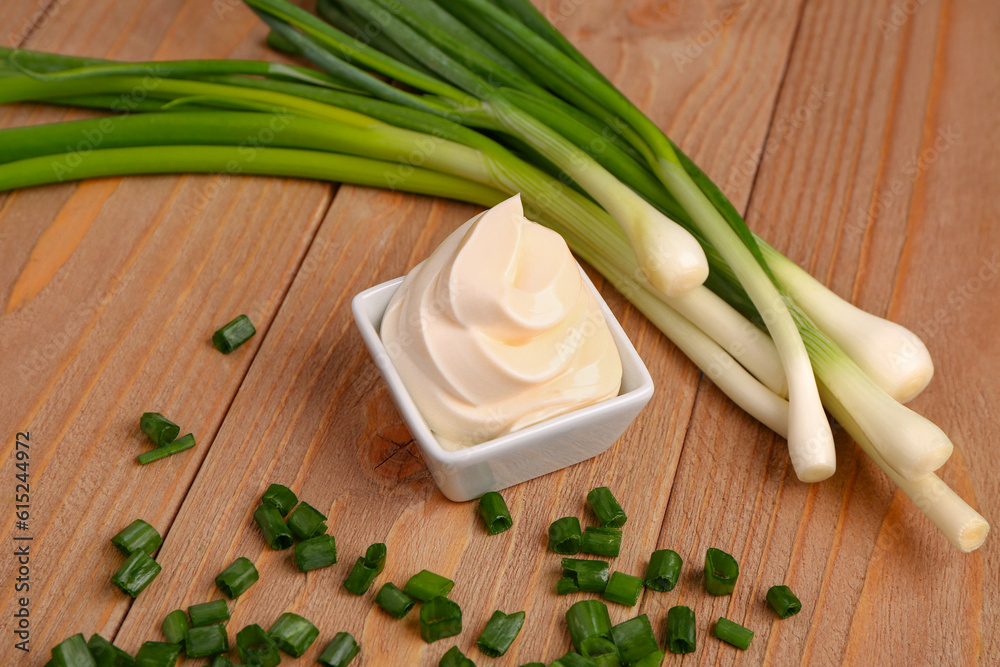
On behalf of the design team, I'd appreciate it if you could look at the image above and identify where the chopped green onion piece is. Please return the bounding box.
[766,585,802,618]
[665,606,696,654]
[87,633,133,667]
[704,548,739,595]
[111,550,161,598]
[51,634,96,667]
[439,645,475,667]
[161,609,188,644]
[644,549,682,592]
[548,516,582,555]
[185,625,229,658]
[364,542,387,573]
[188,599,230,627]
[140,413,180,448]
[477,491,512,534]
[253,503,294,550]
[375,582,417,618]
[630,649,665,666]
[581,526,622,558]
[343,556,379,595]
[134,641,182,667]
[111,519,162,557]
[420,596,463,643]
[561,558,610,593]
[318,632,360,667]
[586,487,626,528]
[208,656,234,667]
[236,624,280,667]
[611,614,658,663]
[476,609,525,657]
[261,483,297,516]
[557,576,580,595]
[286,501,328,540]
[136,433,195,464]
[295,534,337,571]
[212,314,256,353]
[551,652,596,667]
[215,557,259,599]
[269,612,319,657]
[565,600,613,657]
[591,654,622,667]
[403,569,455,601]
[713,617,753,650]
[603,572,643,606]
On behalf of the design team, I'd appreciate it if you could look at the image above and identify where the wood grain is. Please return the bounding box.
[1,0,996,665]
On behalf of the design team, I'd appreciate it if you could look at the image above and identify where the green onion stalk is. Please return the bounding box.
[0,0,986,553]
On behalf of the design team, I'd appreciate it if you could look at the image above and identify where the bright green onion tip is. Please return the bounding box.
[665,606,697,654]
[111,550,161,598]
[419,596,462,643]
[111,518,162,557]
[439,645,475,667]
[136,433,195,464]
[644,549,682,592]
[477,491,512,535]
[548,516,582,555]
[611,614,658,663]
[86,633,133,667]
[161,609,188,644]
[704,547,739,596]
[286,501,328,540]
[139,412,180,448]
[236,624,280,667]
[318,632,360,667]
[51,633,95,667]
[185,625,229,659]
[766,584,802,619]
[212,314,255,353]
[403,569,454,601]
[603,571,643,606]
[254,503,294,550]
[581,526,622,558]
[134,640,182,667]
[268,612,319,657]
[375,582,416,618]
[295,534,337,572]
[714,617,753,650]
[476,609,525,657]
[215,557,259,599]
[261,483,297,516]
[586,487,627,528]
[188,599,230,627]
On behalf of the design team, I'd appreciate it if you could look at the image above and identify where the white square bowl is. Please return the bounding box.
[351,270,654,502]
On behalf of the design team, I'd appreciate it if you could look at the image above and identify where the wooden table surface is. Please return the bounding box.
[2,0,997,664]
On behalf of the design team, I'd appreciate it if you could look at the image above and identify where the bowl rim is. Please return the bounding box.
[351,269,654,467]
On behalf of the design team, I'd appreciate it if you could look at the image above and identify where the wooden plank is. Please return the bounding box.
[0,0,336,657]
[644,0,998,665]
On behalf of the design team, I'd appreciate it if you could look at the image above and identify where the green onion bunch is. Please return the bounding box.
[0,0,987,551]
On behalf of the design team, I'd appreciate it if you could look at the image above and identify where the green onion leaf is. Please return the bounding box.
[565,600,613,657]
[343,557,379,595]
[664,606,696,654]
[139,412,180,447]
[713,617,753,650]
[548,517,582,555]
[476,609,525,657]
[561,558,610,593]
[86,633,133,667]
[286,501,328,540]
[133,641,182,667]
[136,433,195,464]
[644,549,682,592]
[610,614,658,663]
[603,571,643,606]
[269,612,319,657]
[236,624,280,667]
[551,652,596,667]
[215,557,259,599]
[586,487,627,528]
[439,645,475,667]
[477,491,512,535]
[111,550,161,598]
[51,634,96,667]
[254,502,294,550]
[704,548,739,596]
[403,569,454,601]
[556,577,581,595]
[185,625,229,658]
[581,526,622,558]
[294,534,337,572]
[766,585,802,619]
[375,582,416,618]
[364,542,387,573]
[207,656,233,667]
[261,483,297,516]
[629,649,665,666]
[318,632,360,667]
[160,609,188,644]
[188,599,230,627]
[212,314,256,353]
[419,596,463,643]
[111,519,162,557]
